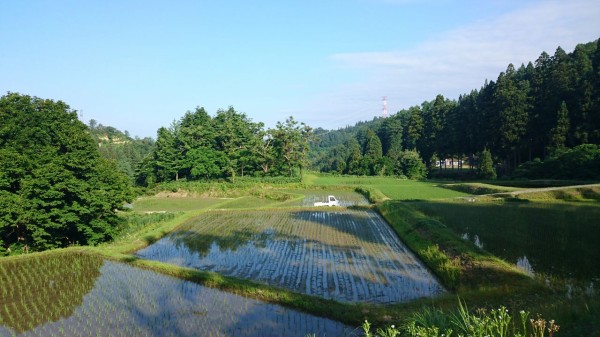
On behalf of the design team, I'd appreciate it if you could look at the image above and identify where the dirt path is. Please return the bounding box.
[462,183,600,200]
[500,183,599,195]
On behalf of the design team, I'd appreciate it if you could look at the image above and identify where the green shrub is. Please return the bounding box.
[397,150,428,179]
[514,144,600,180]
[477,148,497,180]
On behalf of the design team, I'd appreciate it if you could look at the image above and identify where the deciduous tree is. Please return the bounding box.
[0,93,132,253]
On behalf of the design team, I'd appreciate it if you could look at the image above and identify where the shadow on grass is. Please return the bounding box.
[144,235,158,245]
[406,200,600,282]
[120,255,140,263]
[377,200,537,292]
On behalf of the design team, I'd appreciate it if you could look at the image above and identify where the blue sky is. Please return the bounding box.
[1,0,599,138]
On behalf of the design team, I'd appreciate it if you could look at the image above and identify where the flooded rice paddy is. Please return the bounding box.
[136,209,445,303]
[413,201,600,294]
[0,253,352,337]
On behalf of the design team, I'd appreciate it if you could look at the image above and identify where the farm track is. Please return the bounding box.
[501,183,600,195]
[136,208,445,304]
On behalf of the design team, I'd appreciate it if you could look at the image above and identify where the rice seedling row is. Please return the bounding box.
[136,209,445,304]
[0,253,351,337]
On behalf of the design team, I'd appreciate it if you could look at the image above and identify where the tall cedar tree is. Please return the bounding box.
[548,101,570,155]
[477,148,497,179]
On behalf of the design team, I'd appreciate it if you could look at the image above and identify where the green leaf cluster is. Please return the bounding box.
[0,93,133,254]
[514,144,600,180]
[135,108,313,185]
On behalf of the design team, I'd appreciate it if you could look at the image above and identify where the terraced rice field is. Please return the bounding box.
[0,253,351,337]
[136,209,445,304]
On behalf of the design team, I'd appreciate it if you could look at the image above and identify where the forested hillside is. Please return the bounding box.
[312,39,600,178]
[88,121,154,181]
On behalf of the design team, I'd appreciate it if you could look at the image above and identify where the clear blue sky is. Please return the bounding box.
[2,0,599,138]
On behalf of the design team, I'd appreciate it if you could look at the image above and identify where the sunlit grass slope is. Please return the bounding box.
[309,175,470,200]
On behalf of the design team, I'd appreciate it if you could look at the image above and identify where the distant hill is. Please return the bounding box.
[88,120,154,181]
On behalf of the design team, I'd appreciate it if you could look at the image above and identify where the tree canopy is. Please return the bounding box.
[135,108,313,185]
[311,39,600,178]
[0,93,133,254]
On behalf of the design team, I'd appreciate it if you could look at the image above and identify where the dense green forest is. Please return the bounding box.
[134,107,313,185]
[311,39,600,178]
[0,93,133,254]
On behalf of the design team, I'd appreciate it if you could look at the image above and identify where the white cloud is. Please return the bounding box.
[301,0,600,129]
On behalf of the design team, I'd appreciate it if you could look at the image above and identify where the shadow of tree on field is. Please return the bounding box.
[408,200,600,282]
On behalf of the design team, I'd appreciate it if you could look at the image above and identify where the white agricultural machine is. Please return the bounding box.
[313,195,339,207]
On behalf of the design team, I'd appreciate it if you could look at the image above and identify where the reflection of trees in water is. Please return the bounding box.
[171,229,258,257]
[170,225,296,257]
[140,209,444,304]
[0,252,103,333]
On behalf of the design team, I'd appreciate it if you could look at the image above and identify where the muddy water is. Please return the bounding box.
[136,209,445,304]
[0,260,352,337]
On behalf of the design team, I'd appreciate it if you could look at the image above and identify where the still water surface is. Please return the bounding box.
[137,209,445,304]
[0,258,352,337]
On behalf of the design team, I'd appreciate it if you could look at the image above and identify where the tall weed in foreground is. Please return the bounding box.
[362,320,402,337]
[411,306,451,330]
[357,300,560,337]
[450,298,511,337]
[448,299,560,337]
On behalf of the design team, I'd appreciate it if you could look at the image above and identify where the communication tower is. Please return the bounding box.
[382,96,388,118]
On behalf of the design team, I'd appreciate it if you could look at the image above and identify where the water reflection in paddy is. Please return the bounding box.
[0,258,352,337]
[136,209,445,304]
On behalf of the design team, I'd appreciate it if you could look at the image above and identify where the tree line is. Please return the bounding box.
[134,107,313,185]
[312,39,600,177]
[0,93,314,254]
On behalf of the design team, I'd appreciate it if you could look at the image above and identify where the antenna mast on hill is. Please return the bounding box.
[381,96,388,118]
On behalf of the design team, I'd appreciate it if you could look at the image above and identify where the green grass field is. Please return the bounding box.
[309,175,470,200]
[132,196,228,212]
[410,200,600,282]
